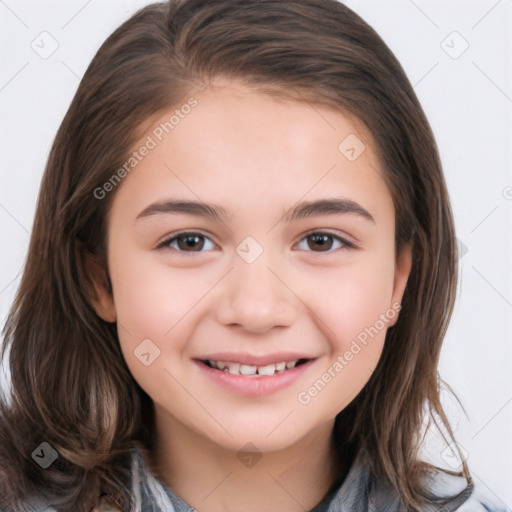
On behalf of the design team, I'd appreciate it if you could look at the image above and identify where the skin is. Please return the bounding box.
[92,79,412,512]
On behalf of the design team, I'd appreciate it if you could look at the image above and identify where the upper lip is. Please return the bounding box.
[196,352,315,366]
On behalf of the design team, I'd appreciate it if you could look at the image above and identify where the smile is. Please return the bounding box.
[196,356,316,396]
[204,359,308,376]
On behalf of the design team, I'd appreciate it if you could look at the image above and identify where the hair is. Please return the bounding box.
[0,0,469,510]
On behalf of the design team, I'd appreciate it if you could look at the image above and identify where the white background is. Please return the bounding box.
[1,0,511,509]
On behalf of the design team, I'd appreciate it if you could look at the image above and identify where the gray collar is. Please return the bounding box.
[130,447,478,512]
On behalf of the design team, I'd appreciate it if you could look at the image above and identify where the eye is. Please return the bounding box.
[157,232,216,252]
[295,232,354,252]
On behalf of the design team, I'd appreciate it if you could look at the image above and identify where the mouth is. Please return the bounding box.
[195,355,316,396]
[201,358,310,377]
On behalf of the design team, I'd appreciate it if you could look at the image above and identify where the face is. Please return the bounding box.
[93,79,411,453]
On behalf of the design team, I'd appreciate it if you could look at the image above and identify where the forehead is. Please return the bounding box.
[110,79,393,225]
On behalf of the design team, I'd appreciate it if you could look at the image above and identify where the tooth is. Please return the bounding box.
[208,360,219,369]
[217,360,229,371]
[285,360,297,369]
[226,362,240,375]
[275,362,286,372]
[239,364,257,375]
[257,364,275,376]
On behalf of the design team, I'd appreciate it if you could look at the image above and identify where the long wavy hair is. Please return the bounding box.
[0,1,468,510]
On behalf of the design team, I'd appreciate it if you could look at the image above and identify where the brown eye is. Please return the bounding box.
[158,232,215,252]
[295,232,353,253]
[176,234,205,251]
[307,233,334,251]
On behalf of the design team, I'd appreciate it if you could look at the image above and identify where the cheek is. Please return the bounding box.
[107,249,221,389]
[307,252,396,349]
[109,249,211,340]
[107,253,199,405]
[316,252,396,404]
[110,258,167,337]
[296,268,393,415]
[293,252,396,413]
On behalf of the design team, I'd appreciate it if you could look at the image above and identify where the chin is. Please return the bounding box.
[199,416,322,455]
[212,431,300,454]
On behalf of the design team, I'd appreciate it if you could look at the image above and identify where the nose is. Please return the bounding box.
[215,257,298,334]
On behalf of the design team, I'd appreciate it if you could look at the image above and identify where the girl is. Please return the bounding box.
[0,1,504,511]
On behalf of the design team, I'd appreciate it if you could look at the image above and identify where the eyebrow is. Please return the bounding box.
[282,198,375,224]
[135,198,375,224]
[136,200,229,222]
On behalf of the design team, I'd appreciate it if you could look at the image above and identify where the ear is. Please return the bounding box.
[388,242,413,326]
[84,251,117,323]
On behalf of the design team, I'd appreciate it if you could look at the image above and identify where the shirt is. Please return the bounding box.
[118,446,505,511]
[27,445,506,511]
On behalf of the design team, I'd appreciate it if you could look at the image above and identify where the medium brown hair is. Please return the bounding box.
[0,1,468,510]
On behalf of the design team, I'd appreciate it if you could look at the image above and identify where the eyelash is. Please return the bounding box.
[156,230,357,254]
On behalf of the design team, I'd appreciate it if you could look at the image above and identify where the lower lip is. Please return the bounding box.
[195,359,315,397]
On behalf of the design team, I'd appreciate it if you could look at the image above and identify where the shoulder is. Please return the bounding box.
[20,494,123,512]
[417,462,506,512]
[454,494,507,511]
[327,450,507,512]
[15,497,122,512]
[452,484,508,512]
[0,502,57,512]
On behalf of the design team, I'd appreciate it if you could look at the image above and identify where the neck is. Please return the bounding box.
[148,409,344,512]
